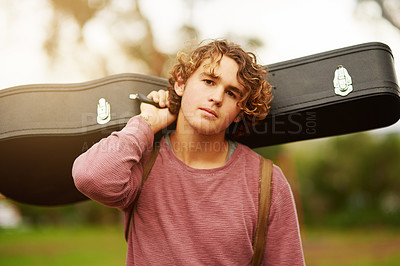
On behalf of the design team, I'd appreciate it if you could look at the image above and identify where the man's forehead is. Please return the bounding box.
[200,57,238,78]
[200,58,220,73]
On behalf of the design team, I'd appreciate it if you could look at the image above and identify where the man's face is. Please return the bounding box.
[174,55,244,137]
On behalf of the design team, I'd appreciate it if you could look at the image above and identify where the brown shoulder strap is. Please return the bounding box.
[141,144,161,186]
[251,156,273,266]
[125,144,161,241]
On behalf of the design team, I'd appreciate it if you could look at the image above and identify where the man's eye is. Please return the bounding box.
[226,90,236,98]
[203,79,215,85]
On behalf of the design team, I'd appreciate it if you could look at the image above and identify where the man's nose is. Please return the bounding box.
[208,87,224,104]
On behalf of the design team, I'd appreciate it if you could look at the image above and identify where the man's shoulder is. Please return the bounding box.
[235,141,259,155]
[235,142,269,163]
[231,142,262,169]
[235,143,288,186]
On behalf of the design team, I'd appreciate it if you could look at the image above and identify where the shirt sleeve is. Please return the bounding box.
[263,165,305,266]
[72,116,154,209]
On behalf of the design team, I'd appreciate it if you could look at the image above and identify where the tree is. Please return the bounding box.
[296,133,400,227]
[45,0,169,77]
[356,0,400,31]
[44,0,264,78]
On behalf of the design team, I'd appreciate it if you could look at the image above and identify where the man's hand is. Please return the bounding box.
[138,90,177,134]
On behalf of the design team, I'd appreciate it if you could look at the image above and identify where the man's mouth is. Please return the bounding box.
[200,108,218,118]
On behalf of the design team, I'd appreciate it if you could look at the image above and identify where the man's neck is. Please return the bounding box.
[169,130,229,169]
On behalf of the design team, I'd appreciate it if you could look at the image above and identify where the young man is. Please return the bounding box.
[73,40,305,265]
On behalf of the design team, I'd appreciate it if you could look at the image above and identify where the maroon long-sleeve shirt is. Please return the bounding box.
[72,117,305,265]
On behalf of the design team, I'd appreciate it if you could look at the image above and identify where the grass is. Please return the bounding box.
[0,226,126,266]
[1,225,400,265]
[303,227,400,266]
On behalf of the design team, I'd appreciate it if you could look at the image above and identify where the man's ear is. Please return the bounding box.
[174,75,185,96]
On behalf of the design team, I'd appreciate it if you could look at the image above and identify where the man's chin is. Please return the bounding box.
[195,126,225,137]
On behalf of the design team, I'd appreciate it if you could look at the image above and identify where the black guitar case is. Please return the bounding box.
[1,42,399,205]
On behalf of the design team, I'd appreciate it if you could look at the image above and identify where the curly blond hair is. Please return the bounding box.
[168,39,273,138]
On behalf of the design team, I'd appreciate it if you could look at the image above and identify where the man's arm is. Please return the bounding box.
[72,116,154,209]
[72,90,176,209]
[263,166,305,265]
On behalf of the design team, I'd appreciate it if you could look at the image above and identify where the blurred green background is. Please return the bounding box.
[1,0,400,265]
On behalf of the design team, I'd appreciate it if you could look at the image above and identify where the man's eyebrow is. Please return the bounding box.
[200,72,219,79]
[200,72,244,97]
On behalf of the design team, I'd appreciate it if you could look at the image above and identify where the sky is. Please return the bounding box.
[1,0,400,133]
[140,0,400,64]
